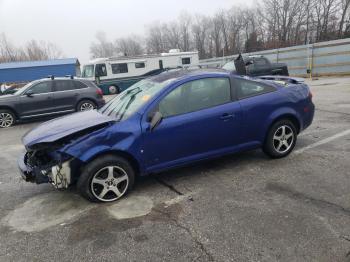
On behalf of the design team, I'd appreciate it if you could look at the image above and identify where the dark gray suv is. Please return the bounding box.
[0,77,105,128]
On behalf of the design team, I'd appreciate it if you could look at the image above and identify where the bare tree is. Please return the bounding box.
[90,0,350,60]
[0,33,21,62]
[90,31,116,58]
[115,36,144,56]
[338,0,350,37]
[146,23,166,53]
[178,11,192,51]
[0,33,62,63]
[25,40,62,60]
[192,15,210,58]
[210,14,223,57]
[162,22,182,50]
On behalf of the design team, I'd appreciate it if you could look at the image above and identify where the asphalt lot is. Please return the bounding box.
[0,77,350,262]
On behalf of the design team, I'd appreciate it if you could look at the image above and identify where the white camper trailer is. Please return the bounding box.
[81,50,199,94]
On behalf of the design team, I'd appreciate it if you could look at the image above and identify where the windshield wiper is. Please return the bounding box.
[116,89,142,121]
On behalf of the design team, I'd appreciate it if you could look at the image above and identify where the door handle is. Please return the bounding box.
[220,113,234,120]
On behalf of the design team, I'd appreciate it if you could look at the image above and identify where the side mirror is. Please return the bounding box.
[148,111,163,131]
[26,90,34,97]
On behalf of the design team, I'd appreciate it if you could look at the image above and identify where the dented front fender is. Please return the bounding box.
[58,117,143,169]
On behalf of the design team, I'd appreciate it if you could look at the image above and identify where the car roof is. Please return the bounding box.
[32,77,92,83]
[149,68,232,83]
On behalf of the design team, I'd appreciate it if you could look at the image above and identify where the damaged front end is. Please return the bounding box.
[18,112,117,190]
[18,144,73,189]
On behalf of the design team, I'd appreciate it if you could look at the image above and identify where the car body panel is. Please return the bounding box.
[18,70,315,186]
[23,110,115,147]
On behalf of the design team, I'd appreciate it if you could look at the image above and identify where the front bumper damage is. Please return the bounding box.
[18,151,72,189]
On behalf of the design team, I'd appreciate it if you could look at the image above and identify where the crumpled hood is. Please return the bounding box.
[23,110,116,148]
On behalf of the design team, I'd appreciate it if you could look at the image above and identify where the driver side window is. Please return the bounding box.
[159,77,231,118]
[27,82,52,94]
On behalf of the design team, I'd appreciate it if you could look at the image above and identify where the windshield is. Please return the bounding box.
[82,65,95,78]
[99,79,169,121]
[222,61,236,71]
[14,81,36,95]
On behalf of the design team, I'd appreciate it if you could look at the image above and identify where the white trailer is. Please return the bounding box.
[81,50,199,94]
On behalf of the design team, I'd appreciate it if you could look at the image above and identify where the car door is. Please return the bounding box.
[19,81,56,117]
[232,77,279,143]
[53,80,79,112]
[140,76,243,172]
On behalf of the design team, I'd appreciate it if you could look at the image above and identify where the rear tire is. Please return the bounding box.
[77,155,135,203]
[77,100,96,112]
[263,119,297,158]
[108,85,119,95]
[0,109,15,128]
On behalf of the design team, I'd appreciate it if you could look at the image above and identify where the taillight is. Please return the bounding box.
[96,88,103,96]
[309,90,313,99]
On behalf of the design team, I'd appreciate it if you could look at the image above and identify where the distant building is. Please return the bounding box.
[0,58,80,83]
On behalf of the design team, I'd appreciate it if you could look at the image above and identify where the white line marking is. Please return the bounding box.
[295,129,350,154]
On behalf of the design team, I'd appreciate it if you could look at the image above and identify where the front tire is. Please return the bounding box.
[263,119,297,158]
[0,109,15,128]
[77,155,135,202]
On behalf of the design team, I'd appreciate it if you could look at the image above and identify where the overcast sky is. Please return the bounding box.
[0,0,254,64]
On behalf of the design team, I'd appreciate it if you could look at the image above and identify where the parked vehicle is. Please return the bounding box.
[223,54,289,76]
[0,76,105,128]
[81,50,199,95]
[0,83,24,95]
[18,69,314,202]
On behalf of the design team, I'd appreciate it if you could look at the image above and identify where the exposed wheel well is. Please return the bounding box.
[82,150,141,177]
[0,106,18,119]
[265,114,301,144]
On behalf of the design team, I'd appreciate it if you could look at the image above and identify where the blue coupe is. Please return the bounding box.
[18,69,314,202]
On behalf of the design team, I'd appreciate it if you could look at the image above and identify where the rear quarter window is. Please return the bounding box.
[234,78,276,100]
[74,81,88,89]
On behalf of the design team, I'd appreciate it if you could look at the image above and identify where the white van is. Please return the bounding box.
[81,50,199,94]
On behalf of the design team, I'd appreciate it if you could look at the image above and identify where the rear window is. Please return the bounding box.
[74,81,88,89]
[235,79,276,99]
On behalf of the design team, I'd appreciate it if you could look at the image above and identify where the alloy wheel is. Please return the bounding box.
[273,125,294,153]
[80,102,94,111]
[0,112,14,128]
[90,166,129,202]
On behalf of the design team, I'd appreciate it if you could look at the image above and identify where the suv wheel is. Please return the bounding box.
[77,155,135,202]
[263,119,297,158]
[0,110,15,128]
[77,100,96,112]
